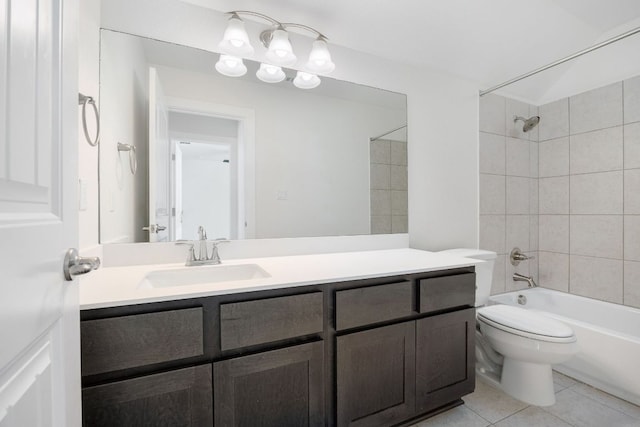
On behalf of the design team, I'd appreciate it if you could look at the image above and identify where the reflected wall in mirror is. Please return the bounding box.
[99,30,408,243]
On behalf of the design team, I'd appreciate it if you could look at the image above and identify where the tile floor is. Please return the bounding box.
[412,371,640,427]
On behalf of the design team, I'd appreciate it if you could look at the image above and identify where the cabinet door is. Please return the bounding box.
[82,364,212,427]
[416,308,475,413]
[336,322,416,427]
[214,341,324,427]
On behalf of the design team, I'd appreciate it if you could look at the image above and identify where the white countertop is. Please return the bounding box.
[80,248,480,310]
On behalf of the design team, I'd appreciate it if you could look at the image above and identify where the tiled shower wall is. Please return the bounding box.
[479,95,539,295]
[479,74,640,308]
[370,139,408,234]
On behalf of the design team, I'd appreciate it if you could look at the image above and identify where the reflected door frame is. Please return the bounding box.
[164,97,255,239]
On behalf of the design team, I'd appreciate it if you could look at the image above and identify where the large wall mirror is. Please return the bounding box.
[99,30,408,244]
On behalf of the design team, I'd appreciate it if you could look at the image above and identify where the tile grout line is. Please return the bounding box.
[567,98,572,295]
[622,80,625,306]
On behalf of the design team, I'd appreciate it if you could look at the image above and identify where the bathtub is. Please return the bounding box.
[489,288,640,406]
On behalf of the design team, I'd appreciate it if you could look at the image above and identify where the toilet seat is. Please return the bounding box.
[477,305,576,343]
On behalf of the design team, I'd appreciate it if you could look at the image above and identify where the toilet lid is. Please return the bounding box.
[477,305,575,342]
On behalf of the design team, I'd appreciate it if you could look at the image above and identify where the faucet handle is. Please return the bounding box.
[176,241,197,263]
[510,247,534,266]
[207,239,230,262]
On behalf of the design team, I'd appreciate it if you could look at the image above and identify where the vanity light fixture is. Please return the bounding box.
[256,63,286,83]
[216,10,335,88]
[293,71,321,89]
[215,54,248,77]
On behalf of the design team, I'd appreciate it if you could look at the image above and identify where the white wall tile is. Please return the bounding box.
[624,122,640,169]
[370,189,390,215]
[480,93,506,135]
[624,74,640,124]
[391,215,408,233]
[506,215,529,253]
[529,178,538,214]
[538,251,569,292]
[570,82,623,134]
[539,177,569,214]
[624,215,640,261]
[506,177,529,214]
[370,140,390,164]
[570,255,623,303]
[390,165,407,190]
[570,215,623,259]
[539,137,569,177]
[480,174,505,214]
[371,215,391,234]
[529,140,538,178]
[529,215,539,251]
[506,137,530,177]
[479,132,505,174]
[370,163,390,189]
[570,126,623,174]
[539,215,569,253]
[390,141,407,166]
[490,254,507,295]
[624,261,640,308]
[480,215,506,254]
[391,190,408,215]
[624,169,640,214]
[570,171,623,214]
[539,98,569,141]
[506,98,531,140]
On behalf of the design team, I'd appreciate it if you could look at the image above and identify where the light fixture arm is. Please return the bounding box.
[228,10,328,41]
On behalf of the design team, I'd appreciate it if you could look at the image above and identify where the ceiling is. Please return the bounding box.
[179,0,640,104]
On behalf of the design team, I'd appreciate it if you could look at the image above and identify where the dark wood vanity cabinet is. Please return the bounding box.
[82,364,213,427]
[337,321,416,427]
[80,267,475,427]
[214,341,324,426]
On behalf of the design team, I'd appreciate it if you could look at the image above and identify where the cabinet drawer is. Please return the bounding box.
[335,281,413,330]
[220,292,323,351]
[81,308,204,376]
[419,273,475,313]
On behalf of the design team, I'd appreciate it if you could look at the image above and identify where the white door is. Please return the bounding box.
[148,67,170,242]
[0,0,81,426]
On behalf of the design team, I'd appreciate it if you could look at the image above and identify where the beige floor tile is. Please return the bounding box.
[552,370,578,392]
[543,388,638,427]
[462,378,528,423]
[569,382,640,420]
[493,406,572,427]
[410,405,490,427]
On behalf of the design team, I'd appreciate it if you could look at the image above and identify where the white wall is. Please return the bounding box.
[99,32,150,243]
[97,0,480,250]
[78,0,101,250]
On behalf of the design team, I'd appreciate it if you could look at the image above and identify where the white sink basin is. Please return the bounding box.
[138,263,271,289]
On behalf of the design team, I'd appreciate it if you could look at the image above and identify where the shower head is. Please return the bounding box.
[513,115,540,133]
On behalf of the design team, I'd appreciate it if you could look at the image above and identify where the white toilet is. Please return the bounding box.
[440,248,578,406]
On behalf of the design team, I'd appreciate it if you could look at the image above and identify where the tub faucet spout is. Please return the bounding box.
[513,272,537,288]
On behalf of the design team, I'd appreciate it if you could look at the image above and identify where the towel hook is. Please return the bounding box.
[117,142,137,175]
[78,93,100,146]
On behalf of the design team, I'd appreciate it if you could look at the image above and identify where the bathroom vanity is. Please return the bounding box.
[79,249,477,426]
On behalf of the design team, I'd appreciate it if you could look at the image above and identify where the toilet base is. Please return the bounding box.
[501,358,556,406]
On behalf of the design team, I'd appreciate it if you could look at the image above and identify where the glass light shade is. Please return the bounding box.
[306,38,335,73]
[293,71,321,89]
[265,29,297,66]
[256,63,286,83]
[215,55,247,77]
[218,15,254,56]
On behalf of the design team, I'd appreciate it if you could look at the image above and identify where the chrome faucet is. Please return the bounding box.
[176,226,229,266]
[513,273,537,288]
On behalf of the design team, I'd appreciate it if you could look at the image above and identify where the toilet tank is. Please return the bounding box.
[439,248,497,307]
